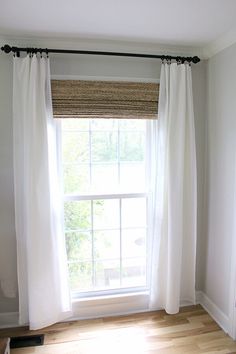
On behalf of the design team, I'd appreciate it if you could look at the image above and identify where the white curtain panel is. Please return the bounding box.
[148,63,197,313]
[13,55,71,329]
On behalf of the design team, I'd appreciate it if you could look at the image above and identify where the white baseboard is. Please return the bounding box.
[196,291,230,334]
[0,312,19,329]
[0,292,231,335]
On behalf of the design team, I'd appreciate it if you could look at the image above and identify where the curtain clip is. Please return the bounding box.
[160,56,165,64]
[187,57,192,66]
[166,56,171,65]
[176,57,182,65]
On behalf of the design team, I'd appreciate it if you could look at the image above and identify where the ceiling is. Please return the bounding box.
[1,0,236,49]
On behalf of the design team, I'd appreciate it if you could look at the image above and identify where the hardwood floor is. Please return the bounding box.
[0,305,236,353]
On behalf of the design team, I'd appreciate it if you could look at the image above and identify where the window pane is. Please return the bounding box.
[63,132,89,163]
[62,119,89,131]
[66,231,92,261]
[95,260,120,289]
[121,198,146,228]
[91,164,118,192]
[64,201,91,230]
[119,119,146,131]
[122,229,146,258]
[94,230,120,260]
[120,163,145,191]
[91,132,118,162]
[63,164,90,194]
[91,119,118,131]
[68,262,93,291]
[120,132,145,161]
[93,199,120,230]
[122,258,146,287]
[61,119,148,295]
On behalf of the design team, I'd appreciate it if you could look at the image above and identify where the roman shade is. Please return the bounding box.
[51,80,159,119]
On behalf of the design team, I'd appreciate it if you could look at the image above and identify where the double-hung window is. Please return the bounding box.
[52,79,159,299]
[61,118,148,297]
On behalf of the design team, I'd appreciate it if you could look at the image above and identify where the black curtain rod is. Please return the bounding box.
[1,44,200,64]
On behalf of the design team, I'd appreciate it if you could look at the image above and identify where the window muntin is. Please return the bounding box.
[61,119,148,295]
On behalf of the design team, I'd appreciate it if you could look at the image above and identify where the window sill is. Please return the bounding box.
[71,291,150,320]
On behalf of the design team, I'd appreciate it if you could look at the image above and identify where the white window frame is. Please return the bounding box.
[56,118,152,318]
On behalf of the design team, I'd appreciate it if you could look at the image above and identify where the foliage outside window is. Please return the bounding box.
[61,119,148,295]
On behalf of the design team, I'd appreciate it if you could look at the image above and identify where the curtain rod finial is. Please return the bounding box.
[192,56,200,64]
[1,44,12,53]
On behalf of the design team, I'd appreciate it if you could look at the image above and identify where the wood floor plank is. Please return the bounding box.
[0,305,235,353]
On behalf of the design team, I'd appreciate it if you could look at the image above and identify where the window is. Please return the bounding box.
[60,118,149,297]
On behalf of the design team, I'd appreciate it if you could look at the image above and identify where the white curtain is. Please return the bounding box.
[13,55,71,329]
[148,63,197,313]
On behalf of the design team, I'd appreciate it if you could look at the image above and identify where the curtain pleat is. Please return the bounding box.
[148,63,197,313]
[13,55,71,330]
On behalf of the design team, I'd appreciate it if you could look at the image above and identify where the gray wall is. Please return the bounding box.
[192,61,207,291]
[0,54,18,312]
[203,43,236,316]
[0,52,206,313]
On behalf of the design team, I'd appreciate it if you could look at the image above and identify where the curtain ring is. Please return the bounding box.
[165,56,171,65]
[27,48,32,58]
[176,57,181,65]
[187,58,192,66]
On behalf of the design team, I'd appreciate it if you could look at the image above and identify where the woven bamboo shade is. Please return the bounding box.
[51,80,159,119]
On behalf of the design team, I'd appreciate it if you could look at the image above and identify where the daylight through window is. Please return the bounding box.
[61,118,148,296]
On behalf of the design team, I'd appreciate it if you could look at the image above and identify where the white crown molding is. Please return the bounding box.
[202,28,236,59]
